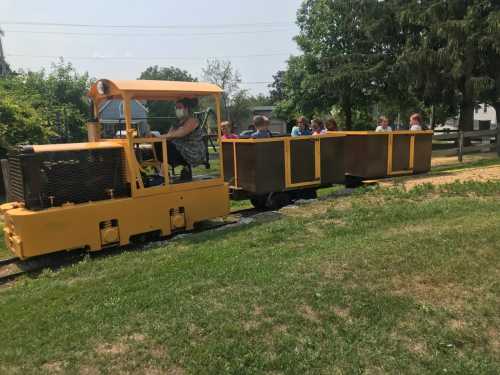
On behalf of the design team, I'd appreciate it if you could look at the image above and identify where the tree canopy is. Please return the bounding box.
[202,59,242,120]
[0,60,91,156]
[275,0,500,130]
[138,65,197,133]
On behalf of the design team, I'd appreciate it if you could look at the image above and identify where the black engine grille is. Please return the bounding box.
[8,145,130,210]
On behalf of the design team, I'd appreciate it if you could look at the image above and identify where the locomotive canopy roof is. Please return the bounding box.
[88,79,223,105]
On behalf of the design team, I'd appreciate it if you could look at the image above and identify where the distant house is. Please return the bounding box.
[251,106,287,134]
[474,104,497,129]
[99,100,150,137]
[443,103,497,130]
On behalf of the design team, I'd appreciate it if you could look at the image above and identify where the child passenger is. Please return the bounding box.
[221,121,239,139]
[291,116,312,136]
[324,118,338,132]
[409,113,423,131]
[311,118,324,135]
[375,116,392,132]
[251,116,272,138]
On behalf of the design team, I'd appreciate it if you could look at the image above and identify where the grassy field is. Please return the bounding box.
[0,180,499,374]
[0,227,7,259]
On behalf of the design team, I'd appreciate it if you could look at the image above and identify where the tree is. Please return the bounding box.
[139,65,196,82]
[202,59,241,120]
[138,65,197,133]
[0,60,91,151]
[0,27,11,76]
[0,91,50,157]
[228,91,273,131]
[477,7,500,124]
[396,1,500,131]
[274,55,320,122]
[269,70,286,104]
[290,0,398,129]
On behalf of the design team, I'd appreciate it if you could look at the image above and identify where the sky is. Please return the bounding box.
[0,0,303,95]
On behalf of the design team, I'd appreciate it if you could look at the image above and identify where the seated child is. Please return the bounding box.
[221,121,239,139]
[409,113,423,131]
[251,116,272,138]
[324,117,338,132]
[291,116,312,136]
[311,118,324,135]
[375,116,392,132]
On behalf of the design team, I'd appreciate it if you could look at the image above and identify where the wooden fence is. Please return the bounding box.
[432,128,500,161]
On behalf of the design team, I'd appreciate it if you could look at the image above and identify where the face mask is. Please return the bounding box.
[175,108,185,119]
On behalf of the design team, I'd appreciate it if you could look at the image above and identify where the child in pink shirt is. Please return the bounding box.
[221,121,239,139]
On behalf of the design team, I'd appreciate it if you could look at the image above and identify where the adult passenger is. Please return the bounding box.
[409,113,424,131]
[291,116,312,137]
[159,98,206,181]
[251,116,272,138]
[221,121,239,139]
[375,116,393,132]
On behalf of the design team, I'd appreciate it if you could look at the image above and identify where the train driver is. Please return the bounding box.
[158,98,206,181]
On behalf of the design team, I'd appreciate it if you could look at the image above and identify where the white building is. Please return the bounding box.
[442,104,497,130]
[474,104,497,128]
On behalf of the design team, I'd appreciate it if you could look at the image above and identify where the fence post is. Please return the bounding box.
[1,159,11,202]
[458,131,464,162]
[497,126,500,157]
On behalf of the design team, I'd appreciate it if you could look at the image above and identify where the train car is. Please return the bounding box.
[1,80,230,259]
[222,134,345,208]
[338,131,433,183]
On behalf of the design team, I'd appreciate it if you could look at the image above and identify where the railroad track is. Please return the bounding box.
[0,207,263,285]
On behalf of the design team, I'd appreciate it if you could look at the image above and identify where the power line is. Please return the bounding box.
[0,21,294,30]
[6,52,290,61]
[3,28,294,38]
[240,82,273,85]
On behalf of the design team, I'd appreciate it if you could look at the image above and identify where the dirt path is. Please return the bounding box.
[383,164,500,189]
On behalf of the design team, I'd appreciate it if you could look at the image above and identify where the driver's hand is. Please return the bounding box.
[162,130,175,140]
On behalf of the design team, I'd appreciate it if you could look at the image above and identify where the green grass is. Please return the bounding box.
[0,225,8,259]
[1,182,500,374]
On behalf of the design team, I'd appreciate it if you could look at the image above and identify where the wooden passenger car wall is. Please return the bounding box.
[236,142,285,194]
[345,135,388,179]
[320,137,345,184]
[290,139,316,184]
[222,142,234,184]
[392,134,411,172]
[413,133,432,173]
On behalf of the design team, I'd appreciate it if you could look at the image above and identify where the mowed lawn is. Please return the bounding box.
[1,181,499,374]
[0,227,8,259]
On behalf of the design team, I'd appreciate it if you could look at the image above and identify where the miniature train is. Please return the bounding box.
[0,79,433,260]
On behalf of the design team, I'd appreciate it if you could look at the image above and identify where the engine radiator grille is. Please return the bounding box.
[8,146,130,210]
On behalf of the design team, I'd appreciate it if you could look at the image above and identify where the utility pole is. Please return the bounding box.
[0,26,11,76]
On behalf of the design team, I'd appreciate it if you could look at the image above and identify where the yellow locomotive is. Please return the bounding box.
[1,80,230,259]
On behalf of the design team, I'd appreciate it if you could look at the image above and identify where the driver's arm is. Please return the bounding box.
[163,118,198,139]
